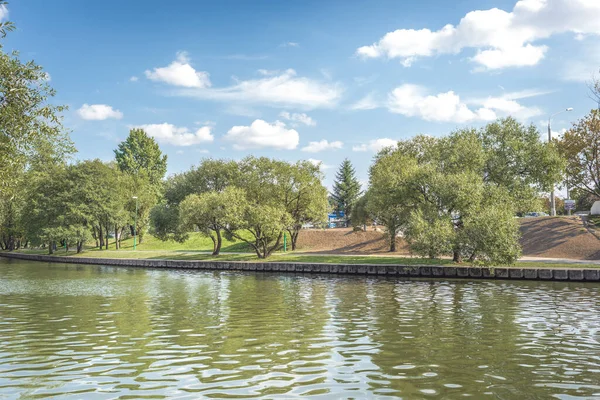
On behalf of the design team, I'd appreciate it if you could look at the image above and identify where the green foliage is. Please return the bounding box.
[278,160,329,250]
[459,190,522,265]
[559,109,600,198]
[179,188,243,255]
[150,203,187,242]
[366,149,418,251]
[405,210,455,258]
[0,50,73,194]
[481,118,564,213]
[330,158,362,223]
[114,128,167,186]
[364,119,556,265]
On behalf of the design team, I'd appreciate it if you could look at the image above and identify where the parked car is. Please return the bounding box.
[524,212,549,218]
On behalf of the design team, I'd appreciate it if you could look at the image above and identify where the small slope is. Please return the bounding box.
[519,217,600,260]
[296,217,600,261]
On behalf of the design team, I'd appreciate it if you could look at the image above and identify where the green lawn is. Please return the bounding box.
[50,231,257,253]
[9,248,600,268]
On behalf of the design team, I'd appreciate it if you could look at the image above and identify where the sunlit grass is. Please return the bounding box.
[8,248,600,268]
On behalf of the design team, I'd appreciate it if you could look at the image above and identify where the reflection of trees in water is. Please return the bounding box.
[2,261,600,398]
[367,280,529,397]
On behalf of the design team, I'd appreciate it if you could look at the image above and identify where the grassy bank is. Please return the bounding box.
[8,248,600,269]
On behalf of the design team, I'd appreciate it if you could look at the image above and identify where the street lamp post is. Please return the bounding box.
[547,108,573,216]
[132,196,138,250]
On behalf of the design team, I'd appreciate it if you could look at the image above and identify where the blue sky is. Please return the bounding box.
[2,0,600,189]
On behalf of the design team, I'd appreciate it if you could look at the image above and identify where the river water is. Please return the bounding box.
[0,258,599,399]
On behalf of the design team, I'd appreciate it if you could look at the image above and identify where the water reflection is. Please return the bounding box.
[0,258,599,399]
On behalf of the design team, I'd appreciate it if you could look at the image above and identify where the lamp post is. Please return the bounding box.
[547,108,573,216]
[132,196,138,250]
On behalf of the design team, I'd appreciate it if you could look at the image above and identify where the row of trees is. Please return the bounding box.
[3,0,600,265]
[151,157,329,258]
[1,128,167,253]
[353,118,564,265]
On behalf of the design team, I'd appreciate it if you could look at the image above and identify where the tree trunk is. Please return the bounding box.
[77,241,83,254]
[389,234,396,252]
[65,242,69,253]
[92,227,98,248]
[99,226,104,248]
[105,224,109,250]
[213,229,222,256]
[453,250,462,263]
[49,241,54,255]
[288,228,300,251]
[114,226,120,250]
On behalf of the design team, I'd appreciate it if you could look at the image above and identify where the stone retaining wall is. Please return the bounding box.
[1,252,599,282]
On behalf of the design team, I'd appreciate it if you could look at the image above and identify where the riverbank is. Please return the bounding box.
[2,252,599,282]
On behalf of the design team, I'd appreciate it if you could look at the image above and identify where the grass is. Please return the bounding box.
[588,215,600,229]
[108,231,256,252]
[9,247,600,269]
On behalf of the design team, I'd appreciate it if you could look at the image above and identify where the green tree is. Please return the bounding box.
[559,109,600,198]
[330,158,361,225]
[152,159,239,242]
[228,157,293,258]
[368,127,527,265]
[114,129,168,244]
[179,188,242,255]
[480,118,564,213]
[279,160,329,250]
[365,149,419,251]
[114,128,167,186]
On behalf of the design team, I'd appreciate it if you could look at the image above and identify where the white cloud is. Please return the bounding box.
[301,140,343,153]
[145,52,211,88]
[352,138,397,152]
[307,158,332,170]
[134,123,214,146]
[350,93,379,110]
[224,119,299,150]
[0,4,8,21]
[356,0,600,69]
[129,76,139,82]
[281,42,299,47]
[279,111,316,126]
[77,104,123,120]
[175,68,342,109]
[388,85,494,123]
[387,84,543,122]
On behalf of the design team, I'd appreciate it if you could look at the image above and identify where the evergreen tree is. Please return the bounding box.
[114,128,167,186]
[330,159,361,225]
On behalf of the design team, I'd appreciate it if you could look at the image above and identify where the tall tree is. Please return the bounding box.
[330,159,361,225]
[366,148,419,252]
[115,129,167,243]
[0,5,73,179]
[479,118,564,213]
[559,109,600,198]
[279,160,328,251]
[114,128,167,186]
[0,3,73,249]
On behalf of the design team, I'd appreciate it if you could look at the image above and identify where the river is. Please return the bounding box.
[0,258,599,399]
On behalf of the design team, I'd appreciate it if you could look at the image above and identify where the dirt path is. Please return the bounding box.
[296,217,600,261]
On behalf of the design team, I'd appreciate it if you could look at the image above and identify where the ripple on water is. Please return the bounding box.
[0,260,599,399]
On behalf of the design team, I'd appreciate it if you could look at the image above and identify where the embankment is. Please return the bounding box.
[1,252,599,282]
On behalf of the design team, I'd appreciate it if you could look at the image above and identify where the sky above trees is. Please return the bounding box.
[2,0,599,188]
